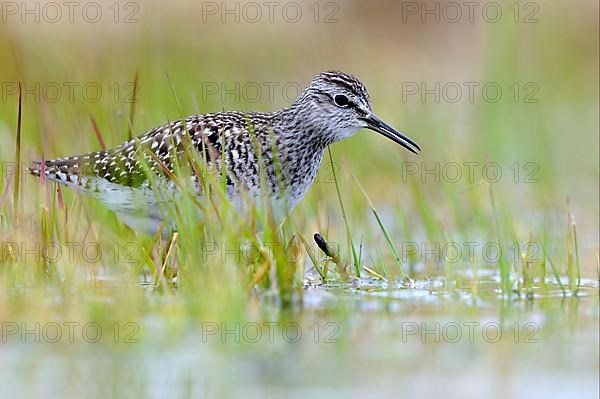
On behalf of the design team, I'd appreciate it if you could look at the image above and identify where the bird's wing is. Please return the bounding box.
[27,112,268,191]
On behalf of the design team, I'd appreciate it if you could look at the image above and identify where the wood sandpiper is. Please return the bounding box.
[29,71,421,235]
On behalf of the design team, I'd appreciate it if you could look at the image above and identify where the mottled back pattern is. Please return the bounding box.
[28,71,414,235]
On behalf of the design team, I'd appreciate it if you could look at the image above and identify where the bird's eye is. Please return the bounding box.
[333,94,350,107]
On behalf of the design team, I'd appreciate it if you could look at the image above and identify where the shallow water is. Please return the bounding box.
[1,271,598,399]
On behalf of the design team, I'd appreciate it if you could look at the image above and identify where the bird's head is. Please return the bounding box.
[294,70,420,154]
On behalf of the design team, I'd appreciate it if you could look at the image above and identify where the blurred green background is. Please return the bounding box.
[1,0,597,259]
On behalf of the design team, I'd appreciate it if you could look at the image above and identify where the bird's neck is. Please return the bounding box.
[264,105,331,206]
[273,104,339,148]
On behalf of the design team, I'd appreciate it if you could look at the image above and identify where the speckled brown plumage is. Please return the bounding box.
[29,71,420,235]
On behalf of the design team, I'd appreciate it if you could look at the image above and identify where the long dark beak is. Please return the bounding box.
[361,114,421,155]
